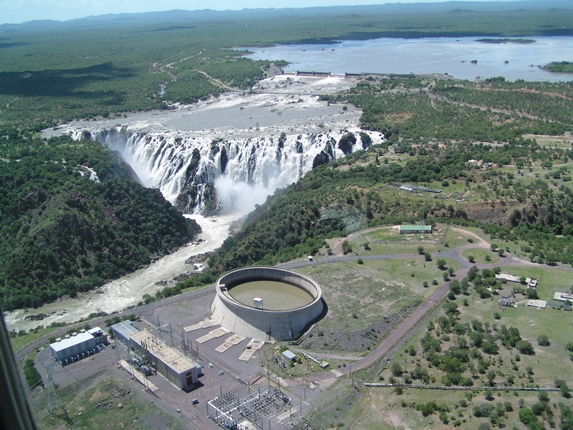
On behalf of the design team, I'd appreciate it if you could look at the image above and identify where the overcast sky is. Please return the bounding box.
[2,0,501,25]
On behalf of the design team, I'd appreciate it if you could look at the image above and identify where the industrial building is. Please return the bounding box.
[50,327,108,364]
[110,320,139,348]
[130,330,202,391]
[499,297,514,307]
[399,225,432,234]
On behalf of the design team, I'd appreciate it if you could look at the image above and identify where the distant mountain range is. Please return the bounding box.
[2,0,572,33]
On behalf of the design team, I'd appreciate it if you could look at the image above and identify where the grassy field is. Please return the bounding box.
[298,262,422,333]
[10,326,61,352]
[462,248,502,265]
[30,373,188,430]
[497,265,573,300]
[522,133,573,149]
[344,385,573,429]
[328,263,573,429]
[348,224,449,256]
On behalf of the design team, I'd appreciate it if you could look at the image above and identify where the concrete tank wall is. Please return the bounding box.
[211,267,323,341]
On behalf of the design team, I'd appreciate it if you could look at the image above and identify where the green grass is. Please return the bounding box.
[366,257,459,298]
[462,248,501,264]
[298,262,421,332]
[10,326,60,352]
[349,224,448,256]
[34,374,188,430]
[444,227,480,249]
[336,264,573,429]
[497,265,573,300]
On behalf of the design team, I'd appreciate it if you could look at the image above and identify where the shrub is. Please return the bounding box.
[537,334,550,346]
[516,340,535,355]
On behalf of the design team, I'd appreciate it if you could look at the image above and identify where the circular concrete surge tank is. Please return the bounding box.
[211,267,324,341]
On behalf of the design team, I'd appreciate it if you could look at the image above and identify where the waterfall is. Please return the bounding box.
[71,126,383,215]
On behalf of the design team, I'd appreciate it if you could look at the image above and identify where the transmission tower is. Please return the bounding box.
[43,361,72,424]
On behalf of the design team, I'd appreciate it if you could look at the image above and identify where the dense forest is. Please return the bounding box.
[1,4,573,310]
[0,136,201,311]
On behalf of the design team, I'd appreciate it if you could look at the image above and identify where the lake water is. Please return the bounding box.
[246,36,573,82]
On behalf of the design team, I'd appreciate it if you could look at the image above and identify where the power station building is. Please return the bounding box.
[129,330,202,391]
[110,320,140,348]
[50,327,108,364]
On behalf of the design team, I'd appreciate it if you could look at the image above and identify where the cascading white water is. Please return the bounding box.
[72,126,382,215]
[49,75,385,215]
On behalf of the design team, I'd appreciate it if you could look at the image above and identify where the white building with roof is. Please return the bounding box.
[110,320,139,347]
[50,327,108,363]
[130,331,202,391]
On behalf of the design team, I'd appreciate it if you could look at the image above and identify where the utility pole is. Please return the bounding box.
[44,361,72,424]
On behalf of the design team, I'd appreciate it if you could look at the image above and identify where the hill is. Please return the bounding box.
[0,135,200,311]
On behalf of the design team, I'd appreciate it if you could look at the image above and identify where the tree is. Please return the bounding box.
[490,243,499,252]
[537,334,550,346]
[418,246,424,255]
[519,407,541,429]
[517,340,535,355]
[468,255,475,263]
[424,252,432,262]
[437,259,447,270]
[526,289,539,300]
[391,362,403,377]
[556,380,571,398]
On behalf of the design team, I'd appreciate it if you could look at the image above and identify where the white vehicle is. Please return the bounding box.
[307,256,313,261]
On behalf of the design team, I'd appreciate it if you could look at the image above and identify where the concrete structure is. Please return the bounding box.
[548,301,563,309]
[496,274,538,288]
[399,225,432,234]
[212,267,324,341]
[130,331,201,391]
[499,297,514,307]
[282,350,296,361]
[50,327,108,363]
[110,320,139,348]
[496,273,522,283]
[554,292,573,302]
[527,300,547,309]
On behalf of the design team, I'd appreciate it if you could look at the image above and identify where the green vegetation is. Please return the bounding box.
[22,358,42,388]
[0,135,200,310]
[310,265,573,429]
[476,38,536,44]
[1,5,573,311]
[543,61,573,74]
[32,375,187,429]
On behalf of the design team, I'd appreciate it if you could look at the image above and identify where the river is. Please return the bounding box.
[245,36,573,82]
[4,214,237,332]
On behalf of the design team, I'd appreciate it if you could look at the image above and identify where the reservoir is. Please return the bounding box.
[228,280,314,311]
[246,36,573,82]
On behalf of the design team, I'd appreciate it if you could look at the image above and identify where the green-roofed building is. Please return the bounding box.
[399,225,432,234]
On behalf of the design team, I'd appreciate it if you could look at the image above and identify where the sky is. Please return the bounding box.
[1,0,500,25]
